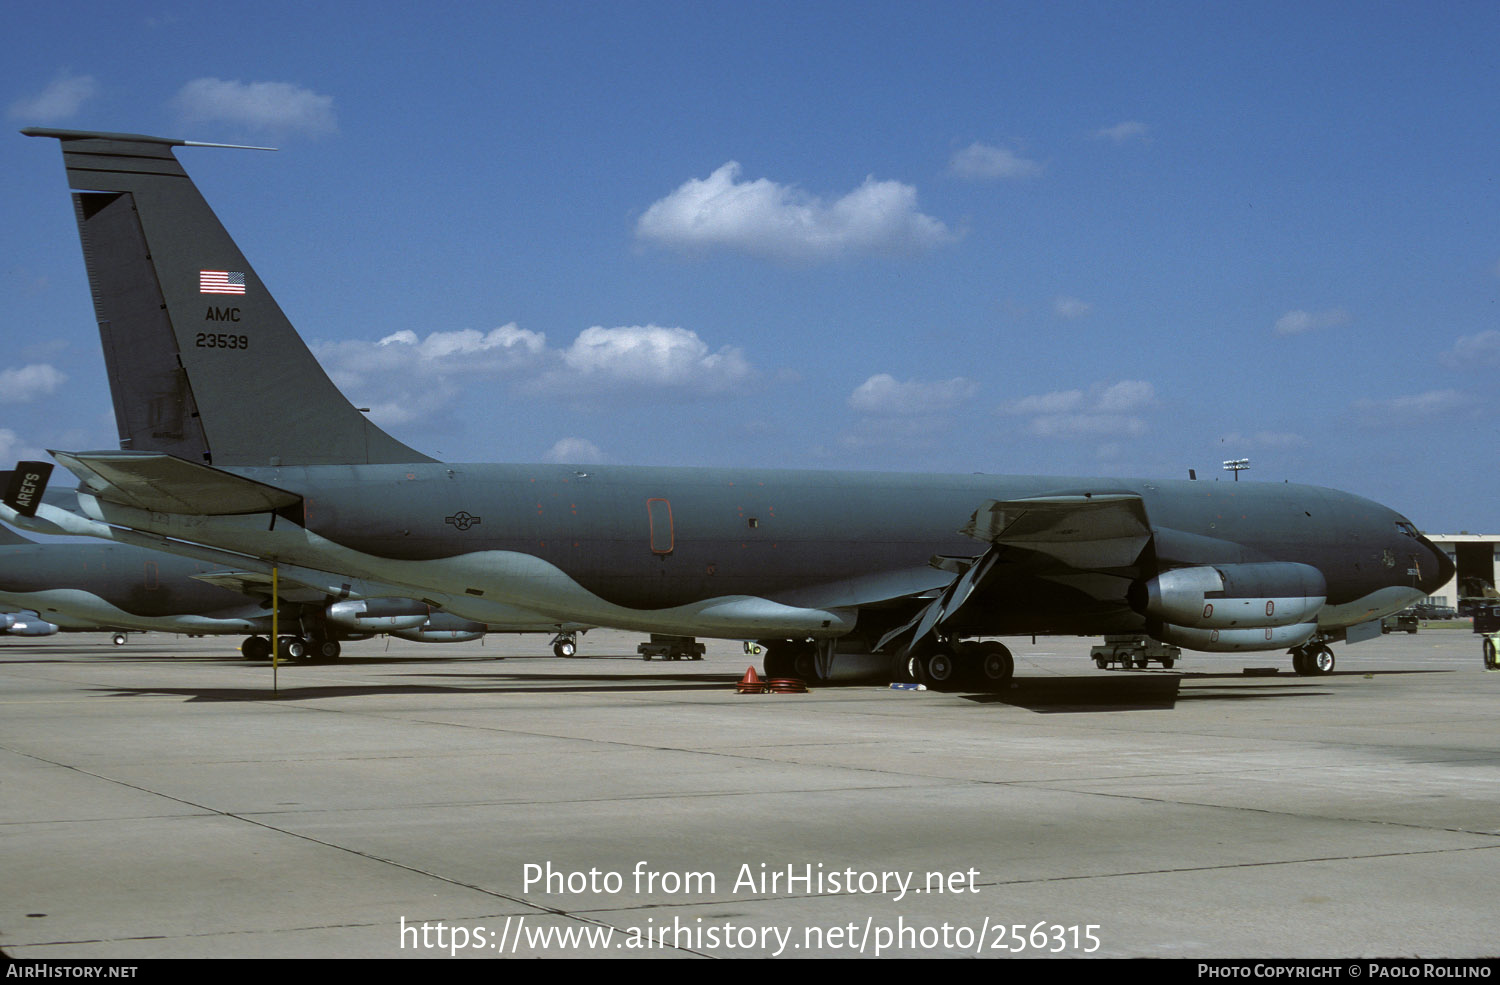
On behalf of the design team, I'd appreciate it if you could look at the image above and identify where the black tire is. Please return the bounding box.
[1483,638,1497,670]
[924,649,959,688]
[1311,645,1335,675]
[888,651,918,684]
[972,641,1014,688]
[1095,655,1109,670]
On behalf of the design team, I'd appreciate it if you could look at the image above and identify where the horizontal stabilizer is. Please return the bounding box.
[960,493,1151,569]
[52,451,301,516]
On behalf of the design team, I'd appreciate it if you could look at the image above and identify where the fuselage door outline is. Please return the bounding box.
[647,498,674,556]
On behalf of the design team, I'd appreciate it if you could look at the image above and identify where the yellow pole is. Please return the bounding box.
[271,564,279,693]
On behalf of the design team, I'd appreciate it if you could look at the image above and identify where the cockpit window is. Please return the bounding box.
[1396,520,1420,539]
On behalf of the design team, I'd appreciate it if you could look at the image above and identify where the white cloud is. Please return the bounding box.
[542,438,605,464]
[1001,380,1155,440]
[551,325,753,393]
[0,364,66,403]
[1439,330,1500,370]
[948,142,1043,180]
[636,162,953,261]
[848,374,977,415]
[320,324,547,392]
[316,322,755,427]
[1274,307,1350,336]
[1052,296,1092,320]
[1094,121,1149,143]
[1352,389,1474,423]
[1001,390,1078,416]
[9,73,97,121]
[1095,379,1155,413]
[173,78,336,135]
[0,429,47,464]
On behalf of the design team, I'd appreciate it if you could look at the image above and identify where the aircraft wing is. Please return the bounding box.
[879,492,1153,655]
[960,493,1152,568]
[190,570,331,604]
[52,451,301,515]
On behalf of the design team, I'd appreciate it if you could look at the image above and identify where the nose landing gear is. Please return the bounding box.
[1290,641,1335,676]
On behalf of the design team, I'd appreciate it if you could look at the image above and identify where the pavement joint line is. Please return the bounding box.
[0,747,714,956]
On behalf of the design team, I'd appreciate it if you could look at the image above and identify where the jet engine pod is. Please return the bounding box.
[4,615,59,636]
[1152,620,1318,652]
[325,597,431,632]
[1132,562,1326,629]
[390,610,486,643]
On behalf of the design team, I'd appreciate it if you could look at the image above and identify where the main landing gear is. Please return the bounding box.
[550,633,579,658]
[904,640,1015,691]
[1289,641,1335,676]
[239,635,341,662]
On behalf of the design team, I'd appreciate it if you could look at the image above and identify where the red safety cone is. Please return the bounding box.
[736,666,767,694]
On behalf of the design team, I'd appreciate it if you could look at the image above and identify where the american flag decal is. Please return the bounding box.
[200,270,246,295]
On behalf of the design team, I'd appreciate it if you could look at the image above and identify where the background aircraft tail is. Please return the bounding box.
[24,128,433,467]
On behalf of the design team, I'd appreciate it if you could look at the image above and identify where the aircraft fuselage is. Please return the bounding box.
[101,461,1446,644]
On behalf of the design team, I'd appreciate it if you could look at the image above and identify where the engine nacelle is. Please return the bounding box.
[325,598,430,632]
[390,610,487,643]
[4,615,59,636]
[1132,562,1326,630]
[1152,621,1318,652]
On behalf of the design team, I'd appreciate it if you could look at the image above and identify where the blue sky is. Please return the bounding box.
[3,1,1497,532]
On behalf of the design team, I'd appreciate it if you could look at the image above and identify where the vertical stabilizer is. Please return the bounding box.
[24,128,433,467]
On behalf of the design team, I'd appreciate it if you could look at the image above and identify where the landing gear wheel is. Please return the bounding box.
[241,636,271,660]
[1310,644,1335,675]
[278,636,309,662]
[553,639,577,658]
[924,649,960,689]
[1291,648,1310,675]
[112,633,127,646]
[792,648,821,683]
[972,641,1014,689]
[763,648,793,679]
[888,651,918,684]
[314,639,341,662]
[1485,637,1499,670]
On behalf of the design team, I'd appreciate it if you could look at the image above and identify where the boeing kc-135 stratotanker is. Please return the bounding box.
[5,128,1453,686]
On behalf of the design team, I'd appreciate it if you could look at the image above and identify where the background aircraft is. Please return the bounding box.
[7,128,1453,687]
[0,516,585,659]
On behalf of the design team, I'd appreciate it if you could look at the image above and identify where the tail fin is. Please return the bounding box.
[24,128,433,467]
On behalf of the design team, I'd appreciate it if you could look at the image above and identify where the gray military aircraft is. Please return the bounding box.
[0,480,575,656]
[0,517,509,657]
[6,127,1454,686]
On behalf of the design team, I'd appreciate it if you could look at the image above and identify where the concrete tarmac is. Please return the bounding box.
[2,628,1496,959]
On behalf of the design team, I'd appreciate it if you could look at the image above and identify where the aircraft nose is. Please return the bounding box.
[1418,534,1455,594]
